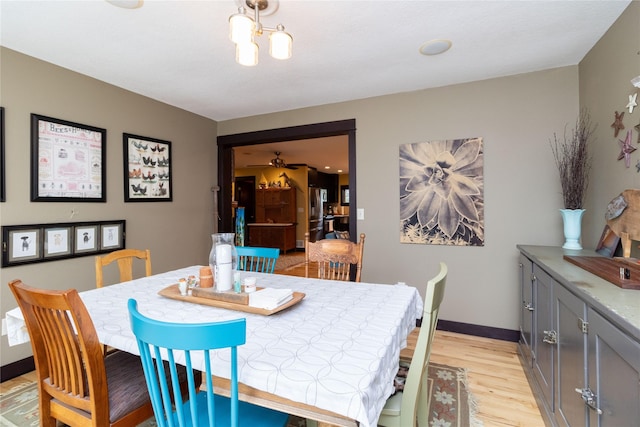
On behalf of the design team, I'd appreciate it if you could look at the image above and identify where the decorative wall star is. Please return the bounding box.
[636,159,640,173]
[635,120,640,144]
[628,93,638,114]
[611,111,625,137]
[618,130,636,168]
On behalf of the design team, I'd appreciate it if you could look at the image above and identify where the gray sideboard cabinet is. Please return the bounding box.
[517,245,640,427]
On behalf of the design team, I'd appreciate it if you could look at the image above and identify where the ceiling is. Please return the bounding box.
[0,1,631,173]
[233,136,349,174]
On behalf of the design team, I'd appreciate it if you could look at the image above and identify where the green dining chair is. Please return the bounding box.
[236,246,280,273]
[378,262,448,427]
[127,299,289,427]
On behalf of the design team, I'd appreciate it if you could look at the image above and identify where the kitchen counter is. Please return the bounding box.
[248,223,295,227]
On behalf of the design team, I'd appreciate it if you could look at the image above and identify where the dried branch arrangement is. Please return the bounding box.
[550,111,595,210]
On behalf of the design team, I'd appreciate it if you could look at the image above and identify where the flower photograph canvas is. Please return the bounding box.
[400,137,484,246]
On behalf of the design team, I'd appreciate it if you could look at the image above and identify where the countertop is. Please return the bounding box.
[518,245,640,342]
[248,223,295,227]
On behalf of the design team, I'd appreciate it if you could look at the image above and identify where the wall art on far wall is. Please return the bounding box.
[399,137,485,246]
[123,133,172,202]
[30,114,106,202]
[1,220,125,267]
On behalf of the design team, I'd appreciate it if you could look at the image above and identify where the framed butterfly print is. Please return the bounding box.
[123,133,172,202]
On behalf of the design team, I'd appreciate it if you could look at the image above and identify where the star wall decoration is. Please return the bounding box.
[611,111,625,137]
[636,159,640,173]
[618,130,635,168]
[628,93,638,114]
[636,120,640,144]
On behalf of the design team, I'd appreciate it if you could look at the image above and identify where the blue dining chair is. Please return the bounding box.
[127,299,289,427]
[236,246,280,273]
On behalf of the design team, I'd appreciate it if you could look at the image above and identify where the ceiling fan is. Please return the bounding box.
[245,151,299,170]
[270,151,297,169]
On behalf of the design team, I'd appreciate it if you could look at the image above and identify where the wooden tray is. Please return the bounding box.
[563,255,640,290]
[158,284,305,315]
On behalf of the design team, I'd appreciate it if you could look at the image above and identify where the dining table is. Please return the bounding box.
[6,266,424,427]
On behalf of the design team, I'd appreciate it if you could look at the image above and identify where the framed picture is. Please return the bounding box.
[596,225,621,258]
[43,226,72,258]
[30,114,106,202]
[123,133,172,202]
[1,225,42,267]
[1,107,5,202]
[74,224,99,254]
[100,221,125,250]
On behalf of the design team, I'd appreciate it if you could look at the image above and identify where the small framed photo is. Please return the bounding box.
[44,226,72,258]
[596,225,621,258]
[1,225,42,267]
[74,223,99,254]
[100,221,125,250]
[30,114,106,202]
[123,133,172,202]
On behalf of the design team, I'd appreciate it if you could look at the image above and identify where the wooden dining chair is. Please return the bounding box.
[236,246,280,273]
[127,299,290,427]
[304,232,366,282]
[378,262,448,427]
[7,279,157,427]
[95,248,152,288]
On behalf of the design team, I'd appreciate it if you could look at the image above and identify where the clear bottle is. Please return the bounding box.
[209,233,238,292]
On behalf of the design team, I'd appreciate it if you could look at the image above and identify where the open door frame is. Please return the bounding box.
[217,119,357,240]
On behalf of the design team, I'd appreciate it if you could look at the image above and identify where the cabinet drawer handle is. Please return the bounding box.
[574,388,603,415]
[523,302,534,312]
[542,330,557,344]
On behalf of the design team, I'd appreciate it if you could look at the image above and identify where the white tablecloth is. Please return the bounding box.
[6,266,423,427]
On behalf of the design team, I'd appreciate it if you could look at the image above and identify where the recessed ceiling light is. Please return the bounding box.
[324,166,331,169]
[419,39,452,56]
[337,170,343,173]
[106,0,143,9]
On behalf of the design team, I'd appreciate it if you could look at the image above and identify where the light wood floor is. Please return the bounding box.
[2,255,545,426]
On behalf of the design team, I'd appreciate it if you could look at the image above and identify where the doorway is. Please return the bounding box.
[217,119,357,240]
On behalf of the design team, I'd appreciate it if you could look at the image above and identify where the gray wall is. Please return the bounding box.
[580,1,640,249]
[219,66,580,330]
[0,48,218,366]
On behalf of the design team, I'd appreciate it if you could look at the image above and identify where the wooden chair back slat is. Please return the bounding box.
[95,248,152,288]
[304,232,365,282]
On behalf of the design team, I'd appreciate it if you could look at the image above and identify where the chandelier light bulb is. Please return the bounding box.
[229,8,254,45]
[236,41,259,66]
[228,1,292,66]
[269,24,292,60]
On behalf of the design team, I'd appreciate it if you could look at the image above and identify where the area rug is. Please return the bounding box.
[274,252,306,271]
[0,363,479,426]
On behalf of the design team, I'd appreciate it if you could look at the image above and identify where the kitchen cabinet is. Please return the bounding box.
[318,171,339,203]
[308,167,318,188]
[517,246,640,427]
[255,188,296,223]
[250,188,297,253]
[248,224,296,254]
[519,253,534,367]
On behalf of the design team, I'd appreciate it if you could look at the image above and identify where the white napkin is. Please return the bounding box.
[5,307,29,347]
[249,288,293,310]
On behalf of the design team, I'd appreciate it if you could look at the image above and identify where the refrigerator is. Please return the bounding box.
[308,187,324,242]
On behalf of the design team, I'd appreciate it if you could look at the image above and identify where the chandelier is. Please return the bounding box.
[229,0,292,66]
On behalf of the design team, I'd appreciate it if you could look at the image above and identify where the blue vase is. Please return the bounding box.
[560,209,585,250]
